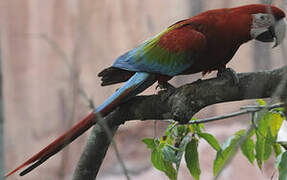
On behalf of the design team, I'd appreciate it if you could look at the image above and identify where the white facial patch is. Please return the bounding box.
[252,13,275,28]
[250,13,275,39]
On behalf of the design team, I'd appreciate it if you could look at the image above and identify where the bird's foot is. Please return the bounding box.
[156,81,176,91]
[156,81,176,101]
[217,67,239,85]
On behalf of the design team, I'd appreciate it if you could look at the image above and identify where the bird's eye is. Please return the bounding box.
[260,15,266,20]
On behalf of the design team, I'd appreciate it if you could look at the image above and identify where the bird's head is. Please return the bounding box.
[248,4,286,47]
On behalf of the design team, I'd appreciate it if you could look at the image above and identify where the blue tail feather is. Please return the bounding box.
[96,72,156,114]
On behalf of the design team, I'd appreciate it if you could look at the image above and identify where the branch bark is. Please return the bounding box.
[73,65,287,180]
[72,124,118,180]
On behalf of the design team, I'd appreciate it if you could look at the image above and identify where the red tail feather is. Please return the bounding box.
[5,112,96,178]
[5,72,153,178]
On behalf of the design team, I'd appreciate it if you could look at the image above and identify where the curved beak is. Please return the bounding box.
[255,19,286,48]
[272,18,286,48]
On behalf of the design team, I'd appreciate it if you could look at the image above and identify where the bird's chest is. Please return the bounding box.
[203,41,239,66]
[183,41,239,74]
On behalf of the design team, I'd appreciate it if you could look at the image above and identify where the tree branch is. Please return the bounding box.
[188,103,284,124]
[106,65,287,125]
[74,65,287,179]
[72,123,119,180]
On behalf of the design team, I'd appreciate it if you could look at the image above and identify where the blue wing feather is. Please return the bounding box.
[112,27,205,76]
[112,41,192,76]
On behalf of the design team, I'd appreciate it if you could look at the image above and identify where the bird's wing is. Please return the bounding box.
[112,22,206,76]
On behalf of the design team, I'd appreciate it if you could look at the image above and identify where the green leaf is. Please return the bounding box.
[255,111,272,169]
[254,111,282,167]
[151,149,165,171]
[221,130,245,150]
[199,133,221,152]
[273,143,283,156]
[255,133,264,169]
[241,137,255,164]
[198,123,205,130]
[256,99,266,106]
[158,136,168,150]
[255,129,273,167]
[270,112,283,138]
[160,136,168,144]
[263,141,272,161]
[263,130,272,161]
[162,146,176,163]
[275,153,283,169]
[257,111,272,136]
[142,138,156,150]
[166,144,180,151]
[174,135,190,171]
[188,123,204,134]
[278,151,287,180]
[176,125,188,137]
[185,138,201,180]
[151,149,177,180]
[213,130,245,176]
[162,161,177,180]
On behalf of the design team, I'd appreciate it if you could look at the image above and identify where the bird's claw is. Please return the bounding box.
[156,82,176,91]
[156,82,176,101]
[217,67,239,85]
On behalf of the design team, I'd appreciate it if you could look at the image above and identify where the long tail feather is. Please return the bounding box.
[5,72,156,178]
[5,112,96,177]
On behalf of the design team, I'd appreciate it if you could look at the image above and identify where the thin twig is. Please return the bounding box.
[189,110,252,124]
[189,103,285,124]
[41,34,97,111]
[0,36,4,178]
[78,88,95,110]
[40,34,72,70]
[240,103,284,110]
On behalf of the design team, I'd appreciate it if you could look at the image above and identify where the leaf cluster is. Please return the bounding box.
[143,99,287,180]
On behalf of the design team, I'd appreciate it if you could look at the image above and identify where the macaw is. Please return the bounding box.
[6,4,286,177]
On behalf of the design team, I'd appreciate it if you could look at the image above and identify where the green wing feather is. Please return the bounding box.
[113,21,206,76]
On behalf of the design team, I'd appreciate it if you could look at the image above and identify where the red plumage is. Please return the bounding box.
[158,4,285,76]
[5,112,97,177]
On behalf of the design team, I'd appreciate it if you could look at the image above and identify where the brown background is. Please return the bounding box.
[1,0,286,179]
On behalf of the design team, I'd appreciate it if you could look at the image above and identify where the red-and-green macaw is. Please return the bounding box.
[6,4,286,177]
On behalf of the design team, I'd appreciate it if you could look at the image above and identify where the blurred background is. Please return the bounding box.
[1,0,287,179]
